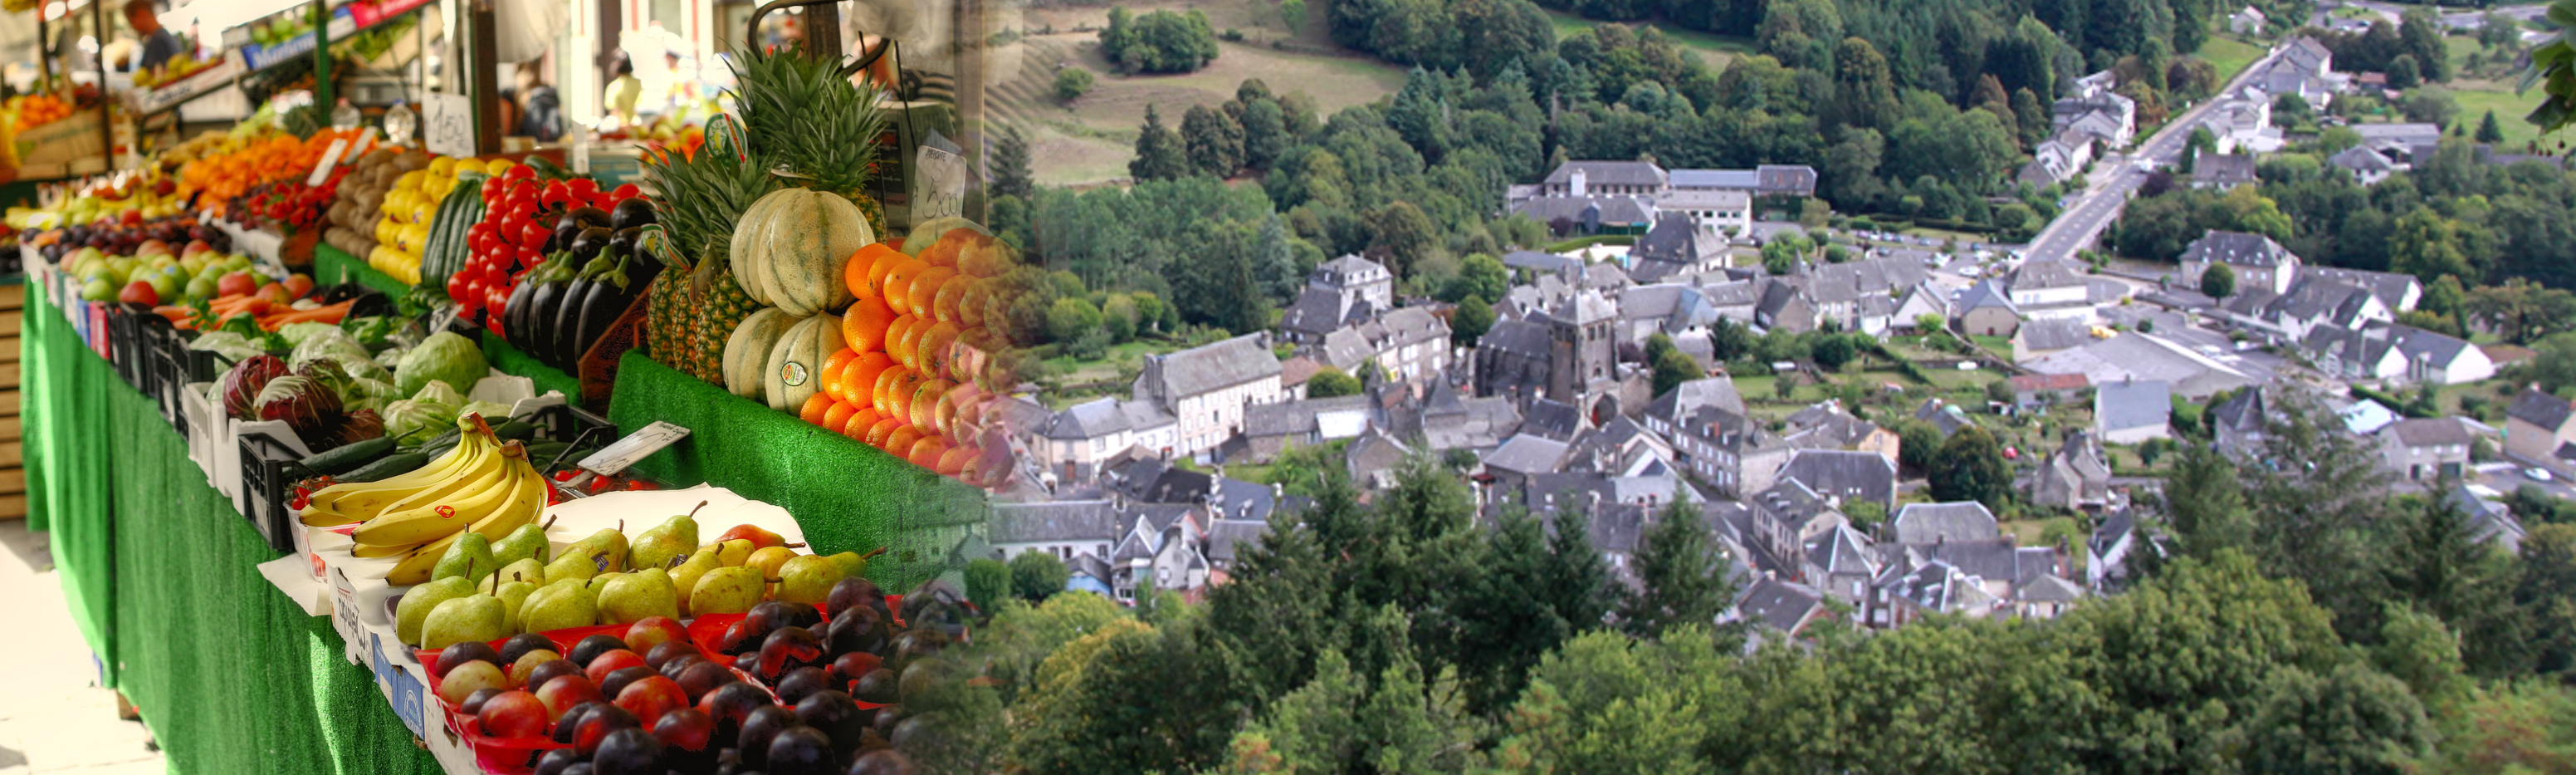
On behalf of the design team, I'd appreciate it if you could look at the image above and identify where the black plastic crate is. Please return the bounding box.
[103,309,151,390]
[147,326,186,432]
[239,428,311,554]
[516,403,618,471]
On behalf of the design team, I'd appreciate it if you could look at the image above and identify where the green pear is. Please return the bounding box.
[598,568,682,625]
[775,555,847,606]
[745,547,798,580]
[702,538,756,567]
[520,578,600,634]
[495,558,546,587]
[543,550,599,583]
[395,576,477,645]
[433,533,498,584]
[628,503,706,571]
[491,515,557,567]
[562,523,631,573]
[821,547,883,580]
[421,595,509,650]
[589,571,627,593]
[669,551,723,616]
[491,580,538,634]
[689,567,765,616]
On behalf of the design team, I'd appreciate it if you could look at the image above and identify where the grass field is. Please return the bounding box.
[993,2,1412,186]
[2197,34,2266,85]
[2438,31,2554,151]
[1540,10,1752,69]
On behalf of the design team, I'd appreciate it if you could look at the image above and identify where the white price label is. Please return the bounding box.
[306,139,349,187]
[421,93,476,158]
[346,127,378,159]
[577,421,693,476]
[913,144,969,222]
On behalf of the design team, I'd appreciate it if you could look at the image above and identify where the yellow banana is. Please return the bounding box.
[349,540,419,559]
[341,435,497,523]
[352,442,525,547]
[383,449,548,585]
[304,428,489,515]
[311,433,495,519]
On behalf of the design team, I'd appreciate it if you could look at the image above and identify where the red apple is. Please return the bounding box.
[584,650,648,684]
[534,674,604,720]
[181,239,212,259]
[509,650,563,687]
[134,239,171,258]
[253,282,290,305]
[281,273,314,300]
[118,281,158,306]
[625,616,690,655]
[651,708,716,752]
[477,690,552,738]
[613,675,689,728]
[215,271,257,297]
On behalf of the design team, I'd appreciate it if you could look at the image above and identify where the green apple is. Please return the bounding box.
[183,277,216,301]
[80,278,114,302]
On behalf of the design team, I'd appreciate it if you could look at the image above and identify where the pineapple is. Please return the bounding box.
[730,47,888,200]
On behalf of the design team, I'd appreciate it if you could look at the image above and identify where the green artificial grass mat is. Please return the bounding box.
[312,244,413,298]
[478,331,584,403]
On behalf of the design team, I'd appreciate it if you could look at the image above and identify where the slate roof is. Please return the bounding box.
[2351,122,2442,148]
[1737,577,1828,635]
[2329,145,2397,173]
[2211,387,2266,433]
[2510,387,2576,431]
[2010,260,2089,292]
[1955,279,2020,314]
[1757,164,1820,195]
[1242,395,1373,438]
[1647,377,1747,425]
[990,500,1122,544]
[2090,509,2135,557]
[1139,334,1281,402]
[1512,195,1656,226]
[1484,434,1572,475]
[1806,524,1879,577]
[1909,540,2059,589]
[1635,213,1711,265]
[2018,574,2086,603]
[2195,151,2257,186]
[2180,230,2297,268]
[1503,250,1583,277]
[2096,380,2174,433]
[1878,560,1994,614]
[1524,399,1586,440]
[2019,317,2095,353]
[1345,429,1411,484]
[2388,417,2475,449]
[1202,519,1271,564]
[1043,398,1131,440]
[1281,287,1368,337]
[2302,267,2417,311]
[1778,449,1898,508]
[1892,502,2002,545]
[1480,318,1551,357]
[1545,160,1668,189]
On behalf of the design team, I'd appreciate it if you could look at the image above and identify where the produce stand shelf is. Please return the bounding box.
[312,243,409,298]
[27,289,445,775]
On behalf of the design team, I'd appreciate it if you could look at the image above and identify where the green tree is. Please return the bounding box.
[1046,297,1105,343]
[2390,209,2476,284]
[1811,333,1858,371]
[2201,261,2236,300]
[993,126,1035,199]
[1238,97,1290,169]
[1307,367,1362,397]
[2467,278,2576,344]
[1442,253,1509,304]
[2403,86,2460,128]
[1008,619,1235,774]
[2515,523,2576,678]
[1009,550,1073,602]
[967,557,1012,611]
[1366,200,1440,279]
[1620,496,1733,639]
[1102,8,1220,74]
[2239,663,2433,775]
[1279,0,1308,31]
[1102,293,1141,342]
[1451,295,1494,347]
[1897,419,1943,478]
[2414,679,2576,775]
[1929,425,2011,509]
[1130,105,1191,181]
[2476,109,2507,144]
[1053,66,1096,102]
[2388,53,2422,90]
[1183,103,1248,178]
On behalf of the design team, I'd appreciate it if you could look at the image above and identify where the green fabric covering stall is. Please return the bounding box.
[312,244,412,298]
[27,290,443,774]
[478,331,582,402]
[606,352,989,590]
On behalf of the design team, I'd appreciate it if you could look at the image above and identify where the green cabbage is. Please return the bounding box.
[276,322,342,348]
[187,331,267,364]
[393,331,490,398]
[290,329,390,383]
[381,380,466,444]
[458,400,513,422]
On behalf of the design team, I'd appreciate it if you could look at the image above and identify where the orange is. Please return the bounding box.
[951,444,989,482]
[799,394,835,426]
[843,352,895,408]
[917,321,962,380]
[880,259,931,314]
[956,281,985,328]
[882,370,925,421]
[911,378,956,429]
[906,436,949,468]
[845,243,903,302]
[917,238,961,269]
[883,425,926,456]
[823,400,859,434]
[861,249,908,300]
[842,407,884,438]
[821,348,858,403]
[932,277,970,324]
[843,297,897,354]
[865,418,908,449]
[903,267,957,319]
[936,446,976,477]
[893,317,929,370]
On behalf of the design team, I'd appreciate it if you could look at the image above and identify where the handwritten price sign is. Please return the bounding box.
[913,144,969,222]
[422,93,476,157]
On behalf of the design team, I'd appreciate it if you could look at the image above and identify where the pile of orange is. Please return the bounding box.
[8,94,76,131]
[178,129,364,205]
[788,227,1010,484]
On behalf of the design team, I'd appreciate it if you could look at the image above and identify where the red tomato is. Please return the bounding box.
[501,164,536,184]
[485,284,511,316]
[565,178,600,199]
[610,184,641,200]
[540,180,570,209]
[447,272,475,304]
[517,218,552,248]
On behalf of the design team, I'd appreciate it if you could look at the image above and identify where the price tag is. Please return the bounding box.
[577,421,693,476]
[421,93,476,158]
[345,127,378,159]
[306,139,349,187]
[912,144,969,222]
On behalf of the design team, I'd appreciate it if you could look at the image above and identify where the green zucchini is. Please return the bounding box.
[337,451,432,483]
[492,419,540,441]
[301,436,396,476]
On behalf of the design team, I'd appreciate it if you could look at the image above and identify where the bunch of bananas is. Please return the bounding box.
[301,414,552,585]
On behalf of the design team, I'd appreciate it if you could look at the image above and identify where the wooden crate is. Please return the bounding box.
[0,282,22,519]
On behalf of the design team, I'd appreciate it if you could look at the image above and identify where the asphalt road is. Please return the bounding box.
[2021,44,2290,265]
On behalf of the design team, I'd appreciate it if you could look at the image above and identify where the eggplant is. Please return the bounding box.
[550,276,594,367]
[607,227,641,264]
[566,206,613,229]
[567,227,614,260]
[545,220,584,254]
[501,277,540,346]
[523,281,566,360]
[609,199,656,230]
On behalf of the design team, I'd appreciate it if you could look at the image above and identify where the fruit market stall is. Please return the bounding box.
[19,24,1008,773]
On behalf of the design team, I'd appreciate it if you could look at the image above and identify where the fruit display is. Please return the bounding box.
[322,145,434,260]
[457,160,657,366]
[7,92,80,131]
[302,414,549,585]
[176,128,363,211]
[368,153,484,285]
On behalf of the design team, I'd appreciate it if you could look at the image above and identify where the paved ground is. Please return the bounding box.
[2024,44,2291,265]
[0,522,164,775]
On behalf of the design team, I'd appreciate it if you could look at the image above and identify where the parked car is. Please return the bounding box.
[2526,467,2554,483]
